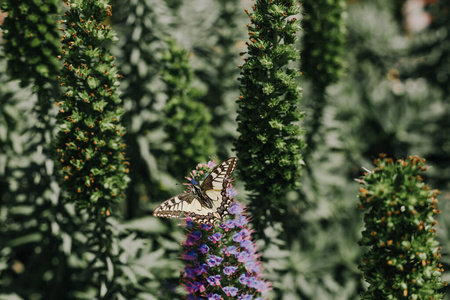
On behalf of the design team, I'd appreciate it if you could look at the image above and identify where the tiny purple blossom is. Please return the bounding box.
[246,276,259,288]
[206,293,222,300]
[186,231,202,246]
[245,261,261,273]
[239,273,249,285]
[207,275,222,286]
[240,240,254,251]
[200,223,213,230]
[207,160,216,169]
[237,251,253,263]
[229,202,244,215]
[238,294,253,300]
[226,187,237,198]
[255,280,270,292]
[207,255,223,267]
[235,215,248,227]
[208,232,223,243]
[221,219,235,230]
[222,286,239,297]
[223,266,238,276]
[199,243,210,254]
[182,249,198,260]
[222,245,238,256]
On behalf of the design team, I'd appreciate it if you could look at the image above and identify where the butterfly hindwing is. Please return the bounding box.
[153,192,194,219]
[153,157,238,225]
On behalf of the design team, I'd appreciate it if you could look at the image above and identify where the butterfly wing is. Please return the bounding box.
[153,157,238,225]
[153,192,195,219]
[185,157,238,224]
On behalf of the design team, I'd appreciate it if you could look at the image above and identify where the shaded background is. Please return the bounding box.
[1,0,449,299]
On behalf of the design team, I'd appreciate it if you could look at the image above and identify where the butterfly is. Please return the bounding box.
[153,157,238,225]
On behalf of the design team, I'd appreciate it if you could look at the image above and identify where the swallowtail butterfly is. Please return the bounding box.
[153,157,237,225]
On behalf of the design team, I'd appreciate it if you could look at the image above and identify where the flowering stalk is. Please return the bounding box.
[235,0,305,221]
[358,154,446,299]
[56,0,129,214]
[181,159,271,300]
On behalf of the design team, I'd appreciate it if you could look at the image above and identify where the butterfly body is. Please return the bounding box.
[153,157,238,225]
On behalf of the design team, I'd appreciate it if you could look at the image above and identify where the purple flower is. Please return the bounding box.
[207,160,216,169]
[233,231,244,243]
[206,293,222,300]
[238,294,253,300]
[246,276,259,288]
[220,219,235,230]
[206,275,222,286]
[182,249,198,260]
[239,273,249,285]
[223,265,238,276]
[207,255,223,267]
[199,243,210,254]
[255,280,270,292]
[208,232,223,243]
[186,231,202,246]
[240,240,254,251]
[200,223,213,230]
[226,187,237,198]
[229,202,244,215]
[222,286,239,297]
[222,245,238,256]
[185,266,196,278]
[185,281,206,293]
[194,263,209,275]
[235,215,248,227]
[245,261,261,273]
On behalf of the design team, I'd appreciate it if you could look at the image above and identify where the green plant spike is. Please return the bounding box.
[358,154,446,299]
[55,0,129,215]
[234,0,305,221]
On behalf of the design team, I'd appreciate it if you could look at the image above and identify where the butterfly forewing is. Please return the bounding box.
[152,157,238,225]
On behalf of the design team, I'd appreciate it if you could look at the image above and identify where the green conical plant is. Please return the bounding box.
[235,0,305,224]
[301,0,346,156]
[162,38,217,178]
[358,154,446,299]
[56,0,129,214]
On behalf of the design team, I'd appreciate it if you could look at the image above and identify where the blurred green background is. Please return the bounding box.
[0,0,449,299]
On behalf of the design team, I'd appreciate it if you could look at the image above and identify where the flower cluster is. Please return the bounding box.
[181,159,271,299]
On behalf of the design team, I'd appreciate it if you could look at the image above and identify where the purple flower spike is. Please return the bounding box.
[181,159,271,299]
